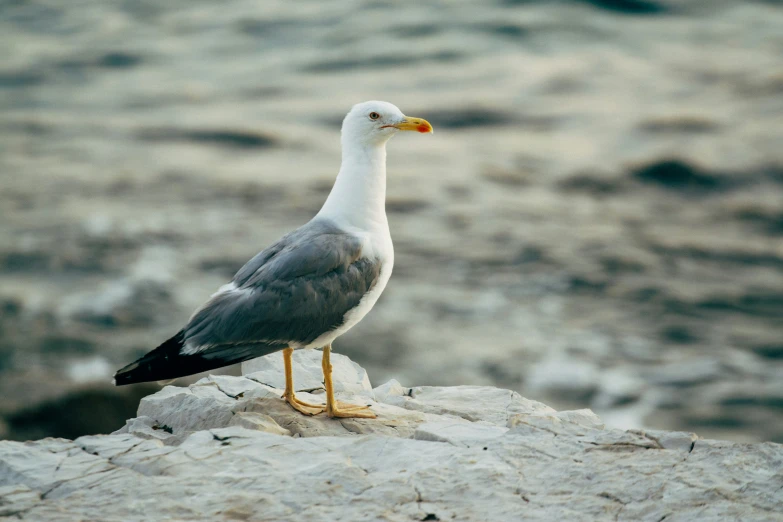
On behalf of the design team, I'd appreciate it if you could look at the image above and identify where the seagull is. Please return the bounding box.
[114,101,433,419]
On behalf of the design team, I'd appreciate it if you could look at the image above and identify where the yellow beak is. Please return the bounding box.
[389,116,433,134]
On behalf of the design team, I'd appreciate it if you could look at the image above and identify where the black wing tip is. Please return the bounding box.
[113,331,186,386]
[114,332,287,386]
[113,362,140,386]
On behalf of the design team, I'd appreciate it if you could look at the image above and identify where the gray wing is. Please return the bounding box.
[182,220,381,358]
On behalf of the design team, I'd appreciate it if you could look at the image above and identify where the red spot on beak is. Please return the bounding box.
[417,124,430,133]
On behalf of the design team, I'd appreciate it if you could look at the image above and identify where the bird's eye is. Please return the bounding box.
[369,112,381,120]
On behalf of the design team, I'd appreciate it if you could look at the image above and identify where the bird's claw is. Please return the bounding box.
[283,393,326,416]
[327,401,377,419]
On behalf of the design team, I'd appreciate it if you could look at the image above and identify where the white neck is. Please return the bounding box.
[316,139,389,231]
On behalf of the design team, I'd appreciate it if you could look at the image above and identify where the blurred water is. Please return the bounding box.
[1,0,783,442]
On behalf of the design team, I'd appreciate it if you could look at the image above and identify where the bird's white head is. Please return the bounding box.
[341,100,433,148]
[319,100,432,228]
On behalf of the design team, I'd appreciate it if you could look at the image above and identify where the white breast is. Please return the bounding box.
[306,228,393,349]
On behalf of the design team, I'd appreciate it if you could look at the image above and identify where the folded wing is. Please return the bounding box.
[114,220,381,385]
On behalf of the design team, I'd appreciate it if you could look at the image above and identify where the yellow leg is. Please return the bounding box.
[282,347,325,416]
[322,344,376,419]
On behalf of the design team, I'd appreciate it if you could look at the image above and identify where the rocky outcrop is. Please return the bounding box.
[1,351,781,521]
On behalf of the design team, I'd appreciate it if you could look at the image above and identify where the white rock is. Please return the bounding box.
[414,420,507,447]
[228,411,291,436]
[233,392,429,439]
[380,385,554,426]
[0,484,40,517]
[135,383,237,434]
[628,429,700,452]
[242,348,373,398]
[372,378,408,404]
[509,408,605,431]
[3,353,781,521]
[112,415,186,444]
[195,374,263,398]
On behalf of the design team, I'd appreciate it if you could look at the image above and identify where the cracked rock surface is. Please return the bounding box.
[3,0,783,445]
[1,351,781,521]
